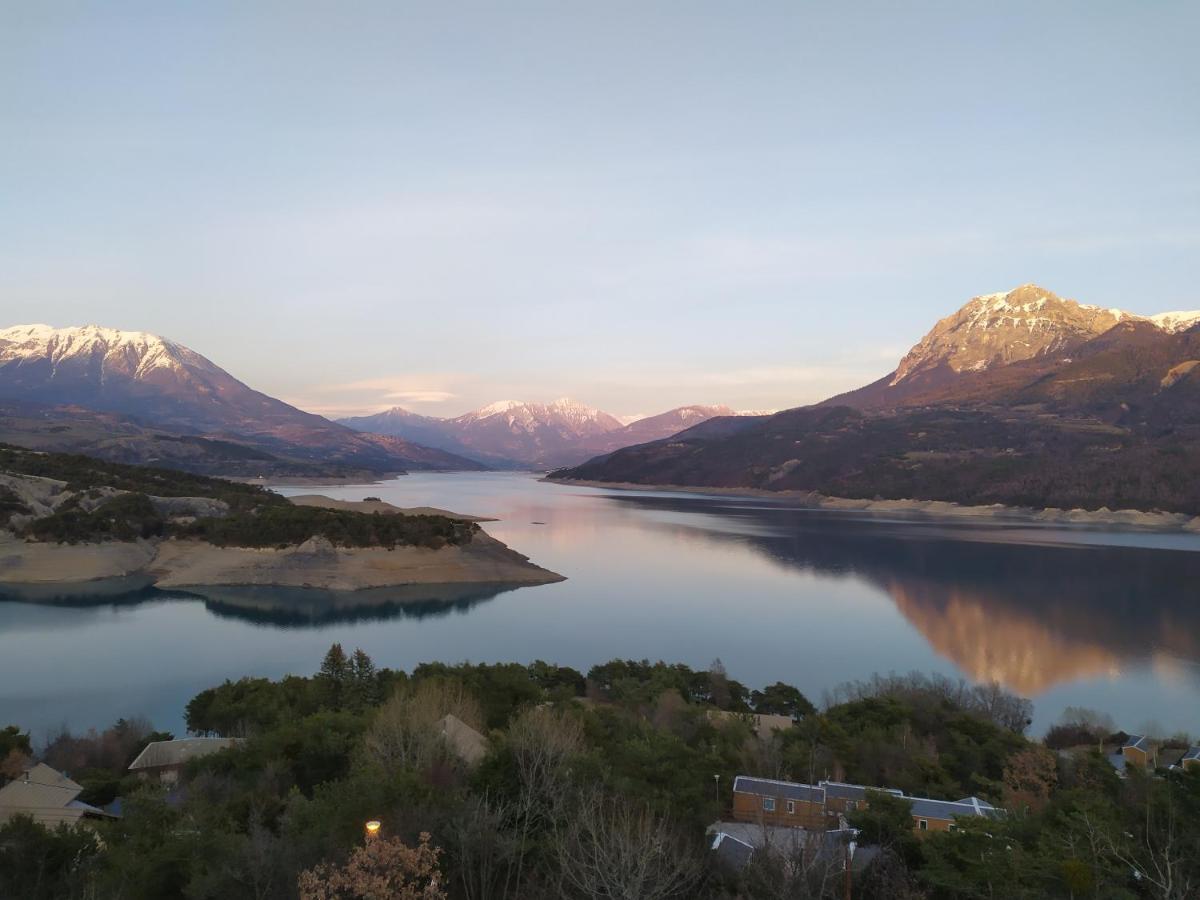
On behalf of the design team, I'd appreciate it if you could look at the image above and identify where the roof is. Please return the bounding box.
[1183,746,1200,762]
[0,762,115,827]
[910,795,1001,821]
[732,774,1002,822]
[822,781,904,801]
[733,775,825,804]
[437,714,488,765]
[710,831,755,870]
[1122,734,1150,752]
[128,737,242,771]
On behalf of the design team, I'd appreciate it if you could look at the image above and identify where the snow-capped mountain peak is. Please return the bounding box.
[890,285,1200,385]
[0,323,212,381]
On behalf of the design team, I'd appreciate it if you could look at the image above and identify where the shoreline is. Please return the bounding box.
[544,477,1200,533]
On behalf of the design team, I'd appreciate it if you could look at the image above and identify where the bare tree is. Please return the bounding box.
[363,680,482,774]
[505,706,585,896]
[553,790,704,900]
[440,794,521,900]
[738,827,845,899]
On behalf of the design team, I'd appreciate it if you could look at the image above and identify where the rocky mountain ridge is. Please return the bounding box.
[0,323,480,475]
[552,284,1200,515]
[340,400,741,467]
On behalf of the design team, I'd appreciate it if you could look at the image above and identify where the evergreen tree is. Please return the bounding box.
[318,643,351,708]
[348,648,379,710]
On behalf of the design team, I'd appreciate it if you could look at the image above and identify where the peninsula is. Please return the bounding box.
[0,446,562,591]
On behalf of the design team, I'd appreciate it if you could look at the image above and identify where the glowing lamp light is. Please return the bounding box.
[365,820,382,839]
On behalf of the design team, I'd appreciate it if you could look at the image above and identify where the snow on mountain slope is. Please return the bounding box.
[890,284,1200,385]
[341,400,734,467]
[0,324,479,471]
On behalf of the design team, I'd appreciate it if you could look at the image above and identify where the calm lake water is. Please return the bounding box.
[2,472,1199,739]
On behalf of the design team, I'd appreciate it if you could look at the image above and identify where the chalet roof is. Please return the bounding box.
[821,780,903,801]
[910,795,1001,821]
[128,737,242,771]
[1122,734,1150,752]
[732,774,1002,822]
[437,714,488,765]
[733,775,825,804]
[710,831,755,870]
[0,763,116,827]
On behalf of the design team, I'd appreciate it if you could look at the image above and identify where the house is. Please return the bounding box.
[731,775,1001,835]
[437,714,488,766]
[128,737,242,784]
[1182,747,1200,773]
[0,762,118,828]
[1120,734,1155,770]
[732,776,829,829]
[1167,746,1200,773]
[708,710,796,739]
[821,780,904,816]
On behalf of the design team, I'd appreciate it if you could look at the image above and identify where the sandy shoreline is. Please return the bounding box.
[0,492,561,590]
[545,478,1200,533]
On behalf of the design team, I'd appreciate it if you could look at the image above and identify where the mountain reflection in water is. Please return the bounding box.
[602,495,1200,698]
[4,472,1200,736]
[0,580,511,628]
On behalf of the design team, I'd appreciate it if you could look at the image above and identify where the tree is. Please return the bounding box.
[348,648,380,710]
[298,832,447,900]
[737,827,845,899]
[0,723,31,785]
[749,682,816,720]
[709,659,732,710]
[847,791,916,859]
[0,815,101,900]
[319,644,351,708]
[1002,746,1057,813]
[553,790,704,900]
[364,680,482,775]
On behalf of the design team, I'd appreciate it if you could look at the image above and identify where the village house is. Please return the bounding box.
[0,762,118,828]
[1120,734,1155,770]
[1181,746,1200,772]
[128,737,243,784]
[731,775,1001,835]
[707,710,796,739]
[437,714,488,766]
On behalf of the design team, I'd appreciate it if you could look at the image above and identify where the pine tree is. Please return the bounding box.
[349,648,379,709]
[318,643,350,708]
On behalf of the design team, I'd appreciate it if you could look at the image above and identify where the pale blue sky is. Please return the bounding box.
[3,2,1198,418]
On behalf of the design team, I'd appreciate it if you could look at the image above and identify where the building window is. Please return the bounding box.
[918,819,928,831]
[786,800,795,814]
[846,800,857,812]
[948,824,957,833]
[763,797,775,812]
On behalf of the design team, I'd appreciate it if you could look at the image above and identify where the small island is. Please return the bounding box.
[0,446,562,592]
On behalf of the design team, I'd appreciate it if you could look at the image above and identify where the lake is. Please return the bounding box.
[2,472,1199,739]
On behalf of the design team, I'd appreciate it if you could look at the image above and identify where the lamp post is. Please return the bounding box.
[713,774,721,805]
[365,820,382,842]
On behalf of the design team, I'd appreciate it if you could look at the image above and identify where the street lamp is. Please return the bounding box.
[713,774,721,804]
[365,820,382,841]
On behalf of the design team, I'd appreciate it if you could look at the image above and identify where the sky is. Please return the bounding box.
[2,2,1198,420]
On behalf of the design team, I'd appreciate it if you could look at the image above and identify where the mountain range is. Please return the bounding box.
[0,324,481,476]
[338,400,741,468]
[554,284,1200,514]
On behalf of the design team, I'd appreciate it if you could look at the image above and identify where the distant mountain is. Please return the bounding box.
[0,324,481,474]
[340,399,737,468]
[553,285,1200,514]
